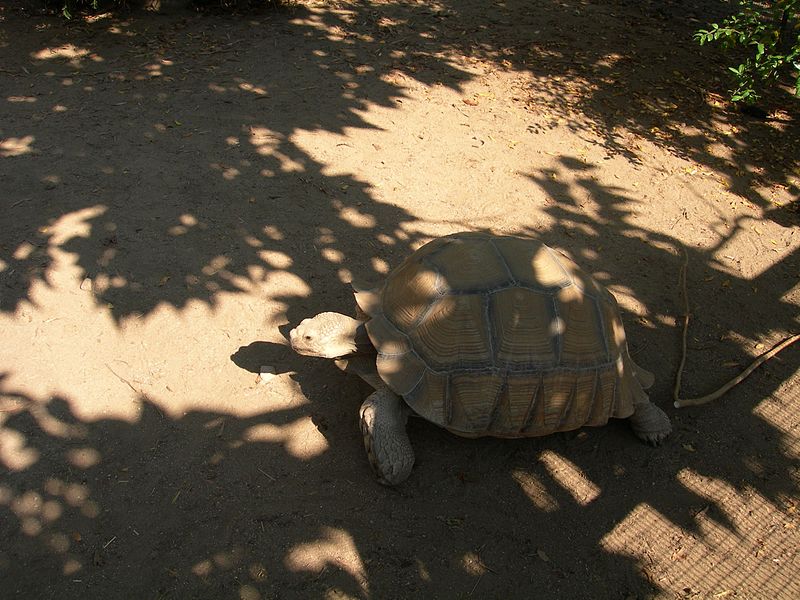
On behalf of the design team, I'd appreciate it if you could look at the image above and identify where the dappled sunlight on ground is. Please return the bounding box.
[601,484,798,598]
[1,0,798,597]
[285,527,369,594]
[0,134,36,157]
[538,450,601,506]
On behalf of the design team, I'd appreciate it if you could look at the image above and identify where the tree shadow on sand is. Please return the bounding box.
[1,308,797,599]
[2,2,475,323]
[1,1,798,598]
[3,1,797,320]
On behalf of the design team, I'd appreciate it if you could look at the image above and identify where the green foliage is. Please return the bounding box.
[695,0,800,104]
[55,0,125,19]
[60,0,96,19]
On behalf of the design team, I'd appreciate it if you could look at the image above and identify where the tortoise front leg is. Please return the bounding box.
[628,400,672,446]
[359,385,415,485]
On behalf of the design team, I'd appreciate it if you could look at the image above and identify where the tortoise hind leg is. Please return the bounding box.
[359,385,415,485]
[628,400,672,446]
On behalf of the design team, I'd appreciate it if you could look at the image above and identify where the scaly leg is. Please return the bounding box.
[359,385,415,485]
[629,400,672,446]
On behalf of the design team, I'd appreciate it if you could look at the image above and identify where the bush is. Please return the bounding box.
[695,0,800,104]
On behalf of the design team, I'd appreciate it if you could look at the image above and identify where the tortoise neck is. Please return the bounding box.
[353,321,376,355]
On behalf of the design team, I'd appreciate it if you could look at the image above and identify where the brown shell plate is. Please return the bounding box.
[360,232,651,437]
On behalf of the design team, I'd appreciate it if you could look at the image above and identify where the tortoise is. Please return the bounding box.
[290,232,671,485]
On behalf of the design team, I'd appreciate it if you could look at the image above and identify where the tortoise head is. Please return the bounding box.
[289,312,366,359]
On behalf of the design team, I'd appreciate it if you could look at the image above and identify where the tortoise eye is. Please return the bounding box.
[304,335,312,340]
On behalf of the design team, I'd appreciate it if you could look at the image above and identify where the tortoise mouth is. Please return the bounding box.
[286,328,315,356]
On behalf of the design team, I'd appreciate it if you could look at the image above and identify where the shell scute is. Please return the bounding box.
[491,288,558,369]
[405,370,449,425]
[448,373,504,432]
[412,295,491,369]
[426,236,511,292]
[492,237,571,290]
[381,261,441,330]
[495,374,542,434]
[555,286,610,367]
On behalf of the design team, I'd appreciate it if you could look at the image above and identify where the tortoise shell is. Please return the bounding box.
[355,232,652,438]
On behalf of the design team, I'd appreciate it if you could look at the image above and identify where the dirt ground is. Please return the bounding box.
[1,0,798,598]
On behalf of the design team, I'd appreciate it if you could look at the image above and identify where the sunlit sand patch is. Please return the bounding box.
[213,546,246,570]
[21,517,42,536]
[13,241,37,261]
[371,257,390,274]
[538,450,600,505]
[337,268,352,283]
[31,44,90,61]
[317,228,336,245]
[62,558,82,575]
[143,63,162,76]
[244,417,329,459]
[202,256,231,277]
[285,526,368,595]
[322,247,345,264]
[191,559,213,578]
[167,213,200,236]
[511,469,559,512]
[461,551,489,575]
[41,500,62,524]
[238,82,268,96]
[601,485,799,598]
[243,235,263,248]
[1,135,35,157]
[248,127,288,165]
[753,392,800,459]
[45,205,108,245]
[276,152,305,173]
[712,218,800,280]
[262,225,284,241]
[339,206,376,228]
[66,447,101,469]
[677,468,752,531]
[258,250,293,270]
[209,162,240,180]
[248,126,280,144]
[10,490,43,517]
[0,429,41,471]
[83,12,112,23]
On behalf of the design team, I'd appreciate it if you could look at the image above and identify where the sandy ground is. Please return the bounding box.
[1,0,798,598]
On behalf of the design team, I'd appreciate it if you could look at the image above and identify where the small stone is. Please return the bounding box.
[256,366,276,385]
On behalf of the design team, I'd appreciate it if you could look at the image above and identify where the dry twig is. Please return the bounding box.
[673,247,799,408]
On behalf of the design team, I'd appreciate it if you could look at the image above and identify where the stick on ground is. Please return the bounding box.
[672,247,799,408]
